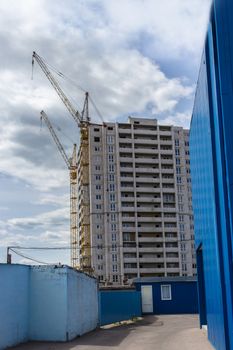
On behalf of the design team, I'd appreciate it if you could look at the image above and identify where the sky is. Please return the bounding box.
[0,0,211,265]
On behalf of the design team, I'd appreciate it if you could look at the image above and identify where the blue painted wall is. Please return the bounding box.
[190,1,233,349]
[67,269,99,339]
[0,264,99,348]
[99,290,142,326]
[29,266,68,341]
[0,264,30,350]
[134,281,198,315]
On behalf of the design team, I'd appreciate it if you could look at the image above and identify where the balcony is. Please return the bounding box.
[124,268,138,273]
[161,169,174,174]
[120,176,134,182]
[135,167,159,173]
[136,207,162,213]
[123,247,137,253]
[166,257,180,263]
[134,148,158,154]
[160,159,174,165]
[166,267,180,273]
[137,217,162,222]
[139,247,163,253]
[121,226,136,232]
[136,186,159,193]
[134,138,158,145]
[161,178,174,184]
[133,129,158,136]
[139,268,165,273]
[119,166,133,172]
[119,157,133,163]
[162,187,175,193]
[137,226,162,232]
[136,197,161,203]
[139,257,165,263]
[124,258,138,263]
[138,237,164,243]
[160,149,173,155]
[119,147,133,153]
[122,216,136,222]
[160,139,173,145]
[135,177,159,183]
[120,186,134,191]
[165,247,179,252]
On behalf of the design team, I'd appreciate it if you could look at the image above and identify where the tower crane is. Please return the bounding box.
[40,110,78,267]
[32,52,92,273]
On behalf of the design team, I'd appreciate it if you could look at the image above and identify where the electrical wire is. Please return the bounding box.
[10,248,56,265]
[8,237,196,252]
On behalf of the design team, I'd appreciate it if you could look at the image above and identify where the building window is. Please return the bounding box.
[107,135,114,144]
[108,145,114,153]
[96,185,101,190]
[112,233,117,241]
[96,194,101,200]
[112,264,118,272]
[112,244,117,252]
[109,183,115,191]
[109,174,115,181]
[95,146,100,152]
[111,223,116,231]
[94,137,100,142]
[95,175,101,181]
[95,165,101,171]
[177,176,182,184]
[111,213,116,221]
[108,154,114,162]
[110,203,116,211]
[110,193,115,202]
[96,204,101,210]
[161,285,172,300]
[176,167,181,174]
[113,275,118,282]
[112,254,117,262]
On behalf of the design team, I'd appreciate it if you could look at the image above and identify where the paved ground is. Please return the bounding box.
[11,315,213,350]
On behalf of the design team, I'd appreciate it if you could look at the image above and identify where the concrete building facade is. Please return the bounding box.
[78,117,196,284]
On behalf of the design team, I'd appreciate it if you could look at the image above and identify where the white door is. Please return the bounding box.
[141,285,153,313]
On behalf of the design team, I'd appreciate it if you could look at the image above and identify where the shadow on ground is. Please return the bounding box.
[11,316,162,349]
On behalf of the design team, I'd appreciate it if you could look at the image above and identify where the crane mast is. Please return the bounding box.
[40,111,78,267]
[34,52,92,274]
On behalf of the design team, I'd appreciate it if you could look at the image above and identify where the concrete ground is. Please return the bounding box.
[11,315,213,350]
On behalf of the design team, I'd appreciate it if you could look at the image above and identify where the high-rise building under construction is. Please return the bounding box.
[77,117,196,284]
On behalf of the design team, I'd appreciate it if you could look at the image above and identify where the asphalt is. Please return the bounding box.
[11,315,214,350]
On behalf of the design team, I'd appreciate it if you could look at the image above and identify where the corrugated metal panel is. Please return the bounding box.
[190,1,233,349]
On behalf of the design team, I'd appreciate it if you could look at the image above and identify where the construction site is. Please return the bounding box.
[27,52,196,286]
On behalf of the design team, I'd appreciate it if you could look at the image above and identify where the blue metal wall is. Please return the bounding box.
[99,290,142,326]
[190,1,233,349]
[134,281,198,315]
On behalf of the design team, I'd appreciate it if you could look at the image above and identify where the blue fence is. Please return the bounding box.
[99,290,142,326]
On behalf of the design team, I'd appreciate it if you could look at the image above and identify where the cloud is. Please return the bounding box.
[0,207,69,247]
[161,111,192,129]
[0,0,211,260]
